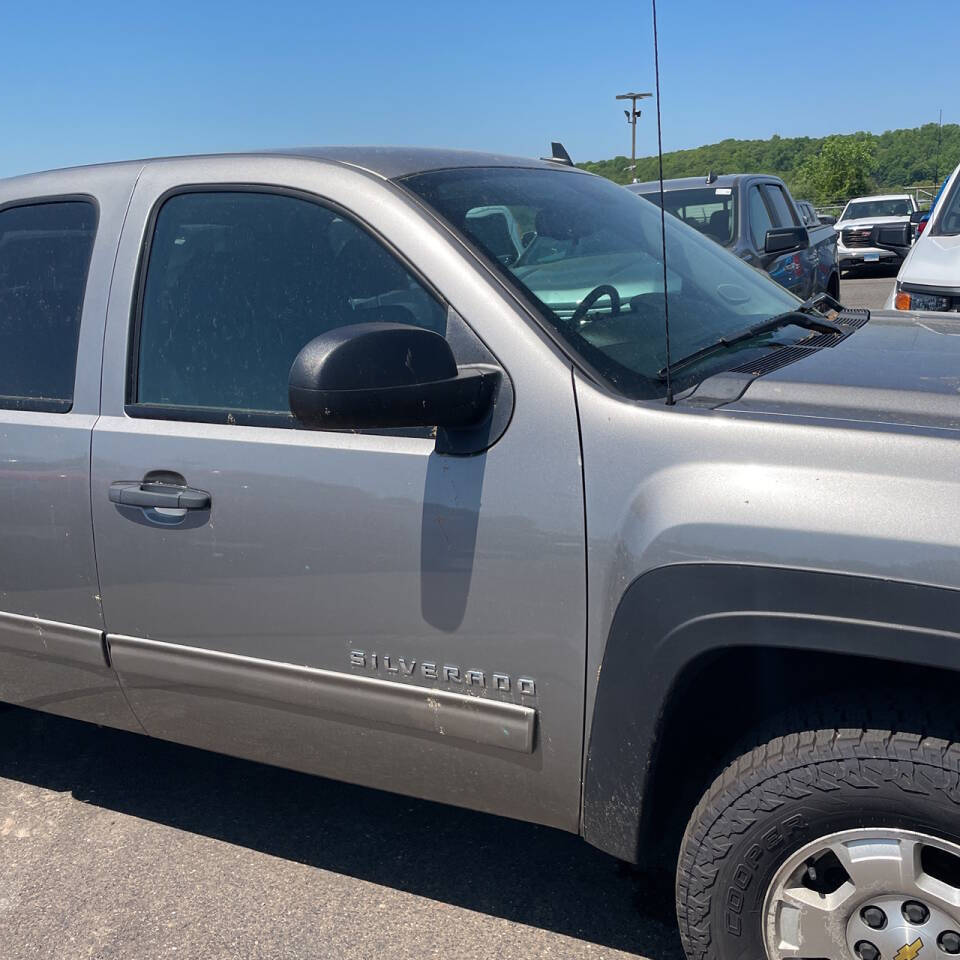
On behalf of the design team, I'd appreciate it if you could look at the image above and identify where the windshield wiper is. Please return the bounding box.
[657,304,843,380]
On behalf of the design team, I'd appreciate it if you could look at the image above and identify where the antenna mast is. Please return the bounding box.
[652,0,673,405]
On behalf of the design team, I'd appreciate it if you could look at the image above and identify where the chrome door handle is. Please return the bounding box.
[109,481,211,510]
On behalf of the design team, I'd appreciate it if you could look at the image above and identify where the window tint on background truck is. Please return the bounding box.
[133,190,446,420]
[748,185,774,249]
[0,200,97,411]
[763,184,798,227]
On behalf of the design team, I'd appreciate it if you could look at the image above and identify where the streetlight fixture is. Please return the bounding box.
[616,92,652,182]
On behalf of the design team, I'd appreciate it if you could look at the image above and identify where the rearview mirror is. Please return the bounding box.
[764,226,809,256]
[289,323,502,431]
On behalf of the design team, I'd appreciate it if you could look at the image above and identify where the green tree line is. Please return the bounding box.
[579,123,960,205]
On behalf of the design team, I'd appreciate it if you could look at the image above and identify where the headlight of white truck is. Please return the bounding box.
[895,287,952,311]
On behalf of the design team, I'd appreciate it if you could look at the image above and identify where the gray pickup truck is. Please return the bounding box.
[629,174,841,302]
[3,148,960,960]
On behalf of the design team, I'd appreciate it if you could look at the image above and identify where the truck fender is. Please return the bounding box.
[582,562,960,862]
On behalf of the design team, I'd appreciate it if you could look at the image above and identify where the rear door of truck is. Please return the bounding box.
[0,168,141,730]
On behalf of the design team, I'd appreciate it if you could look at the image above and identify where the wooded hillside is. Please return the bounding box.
[579,123,960,203]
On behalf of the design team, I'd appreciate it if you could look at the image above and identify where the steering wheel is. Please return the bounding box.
[570,284,621,325]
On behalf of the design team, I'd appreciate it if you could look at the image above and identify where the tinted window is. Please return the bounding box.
[748,186,775,249]
[135,191,446,417]
[639,187,736,246]
[762,185,798,227]
[0,200,96,411]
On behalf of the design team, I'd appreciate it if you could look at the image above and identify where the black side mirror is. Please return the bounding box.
[764,226,809,256]
[818,214,837,226]
[872,222,913,254]
[289,323,502,431]
[909,210,925,224]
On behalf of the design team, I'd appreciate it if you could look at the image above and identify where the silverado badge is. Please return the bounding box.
[350,650,536,697]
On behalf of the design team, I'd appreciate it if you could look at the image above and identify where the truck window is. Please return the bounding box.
[639,188,735,246]
[761,185,799,228]
[931,179,960,236]
[0,200,97,412]
[132,191,447,419]
[842,198,914,220]
[748,186,775,250]
[798,203,817,227]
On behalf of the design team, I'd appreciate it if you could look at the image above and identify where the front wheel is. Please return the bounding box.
[676,729,960,960]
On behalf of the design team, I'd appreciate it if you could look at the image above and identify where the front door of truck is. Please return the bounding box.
[90,157,586,830]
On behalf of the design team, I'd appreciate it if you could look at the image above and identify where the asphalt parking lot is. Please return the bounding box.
[0,705,682,960]
[840,262,899,310]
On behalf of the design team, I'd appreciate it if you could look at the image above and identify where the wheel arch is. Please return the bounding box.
[582,563,960,863]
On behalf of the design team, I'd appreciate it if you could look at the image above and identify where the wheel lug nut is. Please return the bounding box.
[903,900,930,925]
[861,906,888,930]
[940,930,960,954]
[855,940,880,960]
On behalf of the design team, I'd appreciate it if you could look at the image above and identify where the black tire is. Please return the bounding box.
[676,728,960,960]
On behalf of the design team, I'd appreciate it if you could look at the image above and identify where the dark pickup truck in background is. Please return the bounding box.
[629,173,841,300]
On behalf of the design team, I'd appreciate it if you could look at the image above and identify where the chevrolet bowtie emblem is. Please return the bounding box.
[894,938,923,960]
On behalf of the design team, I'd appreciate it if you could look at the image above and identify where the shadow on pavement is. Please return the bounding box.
[0,705,684,959]
[841,261,901,280]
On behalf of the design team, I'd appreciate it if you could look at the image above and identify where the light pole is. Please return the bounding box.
[616,92,652,182]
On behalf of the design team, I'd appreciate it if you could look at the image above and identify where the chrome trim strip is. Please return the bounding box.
[0,609,105,666]
[107,635,536,754]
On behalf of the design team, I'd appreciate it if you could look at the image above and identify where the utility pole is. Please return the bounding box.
[934,108,943,185]
[616,92,652,182]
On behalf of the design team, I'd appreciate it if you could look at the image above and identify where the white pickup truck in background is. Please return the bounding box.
[836,193,918,273]
[887,162,960,312]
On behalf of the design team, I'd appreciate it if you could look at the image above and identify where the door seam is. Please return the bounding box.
[571,364,590,835]
[88,164,150,735]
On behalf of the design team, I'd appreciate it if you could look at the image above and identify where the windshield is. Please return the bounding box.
[842,199,912,220]
[638,187,736,246]
[401,167,800,399]
[931,174,960,237]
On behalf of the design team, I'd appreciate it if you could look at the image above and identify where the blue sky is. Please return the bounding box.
[1,0,955,178]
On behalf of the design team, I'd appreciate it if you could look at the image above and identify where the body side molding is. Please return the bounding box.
[0,609,106,667]
[583,563,960,862]
[107,635,537,754]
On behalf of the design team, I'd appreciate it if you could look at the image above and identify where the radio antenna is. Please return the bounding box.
[652,0,674,405]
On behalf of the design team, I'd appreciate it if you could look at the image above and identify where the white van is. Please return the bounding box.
[887,163,960,312]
